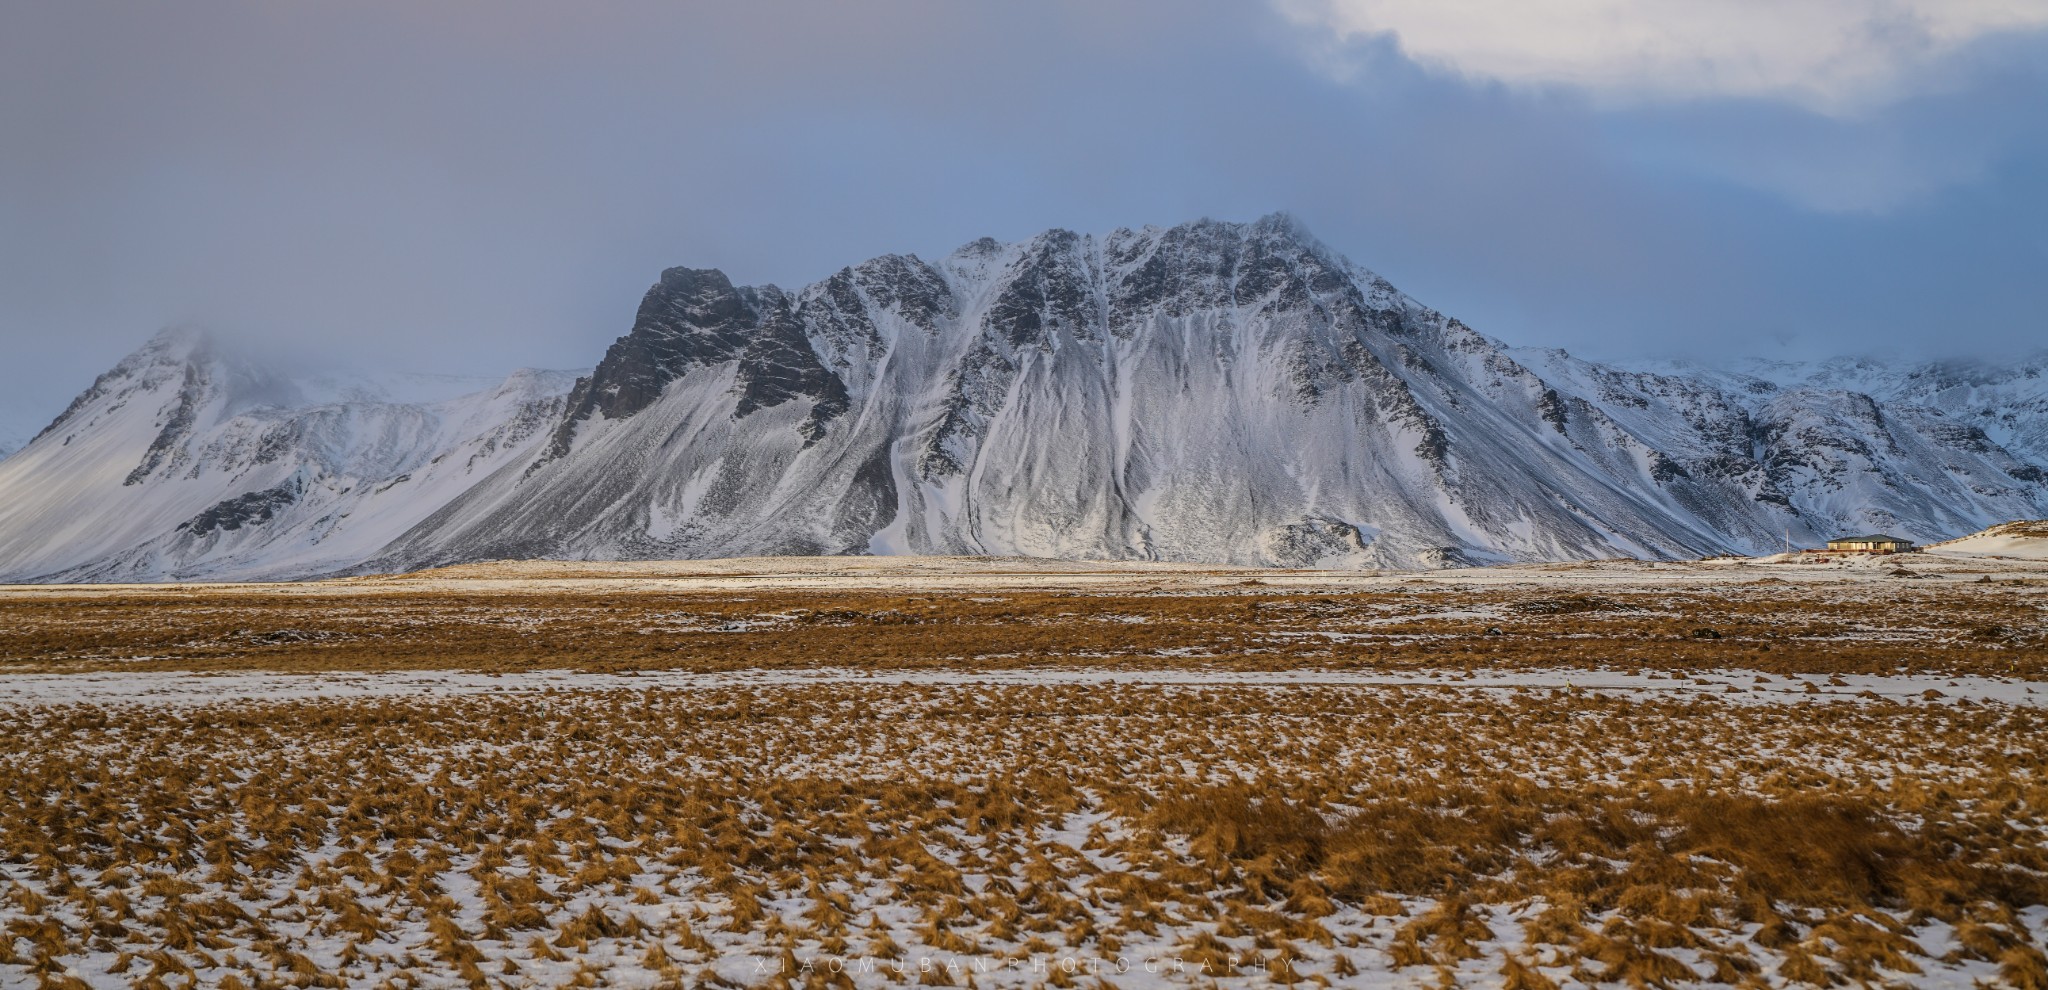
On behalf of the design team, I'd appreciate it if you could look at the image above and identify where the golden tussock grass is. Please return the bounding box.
[2,581,2042,678]
[0,578,2043,985]
[0,681,2034,984]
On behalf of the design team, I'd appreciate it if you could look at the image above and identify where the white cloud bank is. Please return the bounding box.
[1277,0,2048,111]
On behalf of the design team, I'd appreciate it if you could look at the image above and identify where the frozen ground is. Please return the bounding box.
[1927,520,2048,560]
[4,533,2046,599]
[3,680,2045,990]
[0,665,2039,708]
[2,543,2045,988]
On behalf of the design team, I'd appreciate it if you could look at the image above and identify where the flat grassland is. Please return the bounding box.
[1,553,2045,988]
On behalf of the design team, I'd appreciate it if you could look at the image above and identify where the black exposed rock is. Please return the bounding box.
[984,230,1094,347]
[733,309,850,445]
[180,480,301,537]
[1107,221,1239,336]
[125,364,206,486]
[854,255,951,334]
[1538,388,1571,433]
[545,267,849,459]
[1648,451,1691,483]
[556,268,760,430]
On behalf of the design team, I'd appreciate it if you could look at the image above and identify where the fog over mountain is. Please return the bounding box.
[2,216,2041,582]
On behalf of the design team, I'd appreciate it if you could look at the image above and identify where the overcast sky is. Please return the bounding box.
[3,0,2046,432]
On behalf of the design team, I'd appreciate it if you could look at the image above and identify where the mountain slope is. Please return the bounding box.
[1513,349,2048,550]
[3,215,2044,582]
[1735,354,2048,467]
[369,215,2048,573]
[0,330,576,582]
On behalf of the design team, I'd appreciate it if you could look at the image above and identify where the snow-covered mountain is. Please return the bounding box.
[1718,355,2048,468]
[1509,348,2047,551]
[0,329,576,582]
[2,215,2044,582]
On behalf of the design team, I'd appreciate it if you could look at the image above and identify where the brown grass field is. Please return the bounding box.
[1,576,2043,679]
[1,559,2045,988]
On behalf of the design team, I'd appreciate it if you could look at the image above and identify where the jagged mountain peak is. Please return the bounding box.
[939,213,1335,284]
[78,325,221,377]
[4,215,2045,582]
[1103,211,1320,247]
[366,216,2048,574]
[29,324,301,455]
[550,216,1378,463]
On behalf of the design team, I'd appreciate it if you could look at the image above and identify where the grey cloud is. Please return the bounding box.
[1,0,2043,435]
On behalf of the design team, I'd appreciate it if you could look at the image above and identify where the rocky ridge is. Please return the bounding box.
[1,215,2043,581]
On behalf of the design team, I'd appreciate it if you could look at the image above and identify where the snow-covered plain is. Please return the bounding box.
[3,678,2043,989]
[4,548,2047,988]
[0,665,2037,708]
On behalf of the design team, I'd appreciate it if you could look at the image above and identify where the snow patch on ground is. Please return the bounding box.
[0,666,2035,708]
[1929,532,2048,560]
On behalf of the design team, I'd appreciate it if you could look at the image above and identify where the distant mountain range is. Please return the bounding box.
[2,214,2043,582]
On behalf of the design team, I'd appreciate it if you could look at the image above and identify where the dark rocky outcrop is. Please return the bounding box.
[545,268,849,458]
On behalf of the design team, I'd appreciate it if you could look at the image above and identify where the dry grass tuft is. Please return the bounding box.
[0,577,2042,986]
